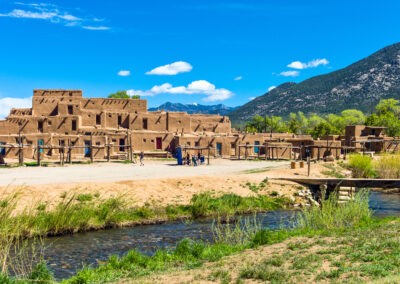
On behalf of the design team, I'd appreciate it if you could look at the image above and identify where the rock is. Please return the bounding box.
[324,155,335,162]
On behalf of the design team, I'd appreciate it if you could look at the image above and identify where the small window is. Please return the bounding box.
[143,139,146,143]
[143,118,148,129]
[68,105,73,115]
[38,121,43,133]
[72,120,77,131]
[187,142,191,146]
[195,142,199,147]
[151,139,154,143]
[118,115,122,126]
[231,143,235,149]
[96,142,100,146]
[48,121,52,125]
[96,114,101,125]
[109,114,112,118]
[112,139,117,143]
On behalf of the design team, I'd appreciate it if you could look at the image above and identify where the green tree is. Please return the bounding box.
[108,90,130,99]
[288,113,300,134]
[375,99,400,115]
[131,95,141,99]
[309,121,339,139]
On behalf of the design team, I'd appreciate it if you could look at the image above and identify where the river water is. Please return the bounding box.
[34,191,400,280]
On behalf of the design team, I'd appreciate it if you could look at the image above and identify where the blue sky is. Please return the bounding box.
[0,0,399,117]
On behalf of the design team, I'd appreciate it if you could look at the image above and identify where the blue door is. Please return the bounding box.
[0,142,5,155]
[216,143,222,155]
[254,141,260,154]
[85,141,91,157]
[37,139,44,153]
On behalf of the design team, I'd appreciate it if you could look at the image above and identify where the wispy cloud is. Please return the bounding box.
[82,26,110,30]
[268,86,276,92]
[0,2,110,30]
[127,80,233,102]
[146,61,192,75]
[118,70,130,76]
[287,58,329,69]
[248,97,256,100]
[279,71,299,77]
[234,76,242,81]
[0,97,31,120]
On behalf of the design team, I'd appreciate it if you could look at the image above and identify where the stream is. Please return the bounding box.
[29,191,400,280]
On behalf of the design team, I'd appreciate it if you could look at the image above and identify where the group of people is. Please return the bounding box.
[132,151,145,166]
[185,152,203,166]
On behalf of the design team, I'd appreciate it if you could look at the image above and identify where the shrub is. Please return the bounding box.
[76,193,93,202]
[348,154,376,178]
[296,189,372,231]
[373,154,400,178]
[29,261,54,282]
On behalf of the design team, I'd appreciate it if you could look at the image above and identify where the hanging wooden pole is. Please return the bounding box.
[307,156,311,177]
[107,137,111,162]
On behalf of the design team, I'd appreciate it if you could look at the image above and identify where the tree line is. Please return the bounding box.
[244,99,400,138]
[108,90,140,99]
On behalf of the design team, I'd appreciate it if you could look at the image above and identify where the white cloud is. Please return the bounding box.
[146,61,192,75]
[234,76,242,81]
[268,86,276,92]
[0,3,110,30]
[248,97,256,100]
[118,70,130,76]
[279,71,299,77]
[82,26,110,30]
[287,58,329,69]
[0,97,31,119]
[127,80,233,102]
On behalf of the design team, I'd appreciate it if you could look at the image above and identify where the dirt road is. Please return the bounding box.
[0,159,288,186]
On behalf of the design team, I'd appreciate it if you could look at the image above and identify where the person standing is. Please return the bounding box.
[140,151,144,166]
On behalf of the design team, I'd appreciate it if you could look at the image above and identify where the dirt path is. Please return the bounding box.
[0,159,288,186]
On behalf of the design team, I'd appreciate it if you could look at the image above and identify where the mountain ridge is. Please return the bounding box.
[148,102,238,116]
[229,42,400,125]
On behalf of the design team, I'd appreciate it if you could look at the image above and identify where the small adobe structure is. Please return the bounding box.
[0,89,369,164]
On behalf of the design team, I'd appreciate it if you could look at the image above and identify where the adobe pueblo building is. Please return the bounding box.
[0,89,386,164]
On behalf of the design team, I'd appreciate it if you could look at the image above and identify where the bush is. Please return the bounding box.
[29,261,54,282]
[373,154,400,178]
[348,154,376,178]
[296,189,372,231]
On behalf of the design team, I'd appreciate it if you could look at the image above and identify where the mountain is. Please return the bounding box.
[229,42,400,126]
[148,102,238,116]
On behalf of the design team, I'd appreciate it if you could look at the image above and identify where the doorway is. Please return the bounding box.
[84,141,91,157]
[156,137,162,150]
[119,138,125,152]
[254,141,260,154]
[216,143,222,156]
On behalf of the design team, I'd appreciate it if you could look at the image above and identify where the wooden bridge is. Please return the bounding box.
[274,178,400,189]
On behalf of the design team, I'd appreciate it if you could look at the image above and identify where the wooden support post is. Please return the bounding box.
[18,132,23,165]
[68,139,72,164]
[307,156,311,177]
[129,135,133,162]
[238,146,240,160]
[37,145,41,166]
[245,146,248,160]
[90,134,94,163]
[317,147,320,161]
[207,147,210,165]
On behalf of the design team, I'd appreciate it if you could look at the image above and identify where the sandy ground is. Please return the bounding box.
[0,159,348,212]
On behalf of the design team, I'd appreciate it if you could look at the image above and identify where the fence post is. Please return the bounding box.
[307,156,311,176]
[90,134,94,163]
[37,145,41,166]
[207,147,210,165]
[18,132,24,165]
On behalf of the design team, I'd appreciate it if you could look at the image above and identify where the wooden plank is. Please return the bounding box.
[273,178,400,188]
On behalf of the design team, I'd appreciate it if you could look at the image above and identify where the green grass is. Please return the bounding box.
[373,154,400,178]
[321,163,347,178]
[348,154,376,178]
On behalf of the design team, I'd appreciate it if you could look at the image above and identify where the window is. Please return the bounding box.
[118,115,122,127]
[231,143,235,149]
[48,121,52,125]
[68,105,73,115]
[143,139,147,143]
[187,142,191,146]
[143,118,148,129]
[38,121,43,133]
[195,142,199,147]
[72,120,77,131]
[96,114,101,125]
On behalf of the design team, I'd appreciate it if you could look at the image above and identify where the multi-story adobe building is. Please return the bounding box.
[0,89,341,162]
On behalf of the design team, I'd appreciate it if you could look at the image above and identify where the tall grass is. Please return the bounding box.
[373,154,400,178]
[296,189,372,231]
[348,154,376,178]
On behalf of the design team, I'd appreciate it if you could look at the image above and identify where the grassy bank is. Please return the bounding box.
[347,152,400,178]
[0,191,289,238]
[4,189,400,283]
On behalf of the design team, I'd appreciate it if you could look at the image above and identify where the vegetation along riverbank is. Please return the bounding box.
[3,189,400,283]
